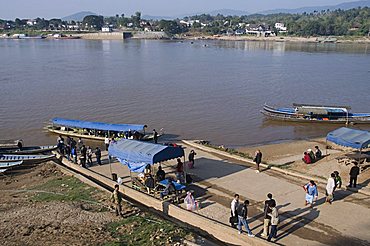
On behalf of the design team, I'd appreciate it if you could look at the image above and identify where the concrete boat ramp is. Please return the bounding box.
[55,141,370,246]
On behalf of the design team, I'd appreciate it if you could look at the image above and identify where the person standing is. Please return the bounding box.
[80,145,87,168]
[105,136,110,151]
[303,180,318,208]
[333,171,342,190]
[230,194,240,228]
[153,129,158,144]
[110,184,124,217]
[86,146,93,165]
[188,150,197,169]
[254,150,262,173]
[65,145,71,161]
[326,173,336,204]
[262,193,276,238]
[77,137,84,152]
[267,201,279,242]
[175,158,184,183]
[348,162,360,188]
[71,146,77,164]
[95,147,102,165]
[237,200,255,237]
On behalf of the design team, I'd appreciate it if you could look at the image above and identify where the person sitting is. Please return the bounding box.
[303,152,312,164]
[160,178,176,200]
[184,191,199,211]
[156,166,166,182]
[314,146,322,160]
[307,149,315,163]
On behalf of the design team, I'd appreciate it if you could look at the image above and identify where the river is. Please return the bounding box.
[0,39,369,147]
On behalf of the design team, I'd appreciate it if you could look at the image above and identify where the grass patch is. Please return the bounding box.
[105,213,192,246]
[31,176,98,203]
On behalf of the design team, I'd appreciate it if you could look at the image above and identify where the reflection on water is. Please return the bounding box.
[212,40,370,54]
[0,39,369,147]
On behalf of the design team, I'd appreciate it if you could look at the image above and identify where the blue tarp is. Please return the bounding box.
[326,127,370,149]
[108,139,184,172]
[52,118,145,132]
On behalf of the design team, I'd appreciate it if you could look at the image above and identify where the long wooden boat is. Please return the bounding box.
[0,139,22,149]
[45,118,163,142]
[0,145,57,154]
[0,161,23,169]
[0,154,55,163]
[261,103,370,124]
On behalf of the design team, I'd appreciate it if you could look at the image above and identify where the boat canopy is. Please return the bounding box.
[326,127,370,149]
[52,118,146,132]
[108,139,184,172]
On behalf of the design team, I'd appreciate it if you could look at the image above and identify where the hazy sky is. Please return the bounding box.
[0,0,361,20]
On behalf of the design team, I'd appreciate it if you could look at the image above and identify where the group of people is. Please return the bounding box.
[302,146,322,164]
[57,135,102,167]
[230,193,279,242]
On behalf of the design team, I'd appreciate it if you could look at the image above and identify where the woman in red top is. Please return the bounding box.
[176,158,184,182]
[303,152,312,164]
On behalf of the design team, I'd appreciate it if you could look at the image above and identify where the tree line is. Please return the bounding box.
[1,7,369,36]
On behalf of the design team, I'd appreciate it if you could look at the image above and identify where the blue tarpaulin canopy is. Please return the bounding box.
[326,127,370,149]
[52,118,145,132]
[108,139,184,172]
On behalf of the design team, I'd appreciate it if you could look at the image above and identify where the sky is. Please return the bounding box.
[0,0,362,20]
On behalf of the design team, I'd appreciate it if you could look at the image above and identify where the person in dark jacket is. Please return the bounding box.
[348,162,360,188]
[153,129,158,144]
[237,200,255,237]
[254,150,262,173]
[188,150,196,169]
[95,147,102,165]
[156,166,166,181]
[262,193,276,237]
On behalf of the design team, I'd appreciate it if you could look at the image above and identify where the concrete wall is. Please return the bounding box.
[79,32,124,40]
[53,152,269,246]
[132,31,169,39]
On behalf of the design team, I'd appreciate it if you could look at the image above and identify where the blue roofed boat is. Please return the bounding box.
[261,103,370,124]
[46,118,162,141]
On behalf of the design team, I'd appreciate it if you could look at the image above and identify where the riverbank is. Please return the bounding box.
[0,162,205,246]
[180,34,370,43]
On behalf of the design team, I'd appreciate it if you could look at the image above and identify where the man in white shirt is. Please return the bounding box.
[230,194,239,228]
[326,173,336,204]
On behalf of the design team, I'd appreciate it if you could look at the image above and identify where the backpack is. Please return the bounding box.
[236,204,244,217]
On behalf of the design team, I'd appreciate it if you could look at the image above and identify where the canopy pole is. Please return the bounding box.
[109,151,112,177]
[183,154,186,184]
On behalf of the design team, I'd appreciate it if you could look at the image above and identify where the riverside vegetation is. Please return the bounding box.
[1,7,369,37]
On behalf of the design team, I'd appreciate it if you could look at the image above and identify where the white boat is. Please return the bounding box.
[0,154,55,163]
[0,145,57,154]
[0,161,23,169]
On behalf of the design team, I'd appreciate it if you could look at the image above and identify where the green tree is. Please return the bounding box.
[82,15,104,30]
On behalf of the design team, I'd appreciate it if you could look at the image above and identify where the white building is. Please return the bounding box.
[26,19,37,26]
[275,23,287,32]
[102,26,112,32]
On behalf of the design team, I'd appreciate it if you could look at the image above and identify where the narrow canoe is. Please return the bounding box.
[0,161,23,169]
[0,154,55,163]
[0,145,58,154]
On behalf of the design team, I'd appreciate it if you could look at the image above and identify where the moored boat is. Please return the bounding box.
[261,103,370,124]
[0,161,23,169]
[0,154,55,163]
[0,145,57,154]
[45,118,163,141]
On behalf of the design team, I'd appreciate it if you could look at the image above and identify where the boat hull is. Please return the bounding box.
[0,154,55,163]
[262,104,370,124]
[46,128,162,142]
[0,161,23,169]
[0,145,57,154]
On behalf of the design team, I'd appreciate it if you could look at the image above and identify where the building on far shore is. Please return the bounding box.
[102,26,112,32]
[245,24,273,37]
[275,22,287,33]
